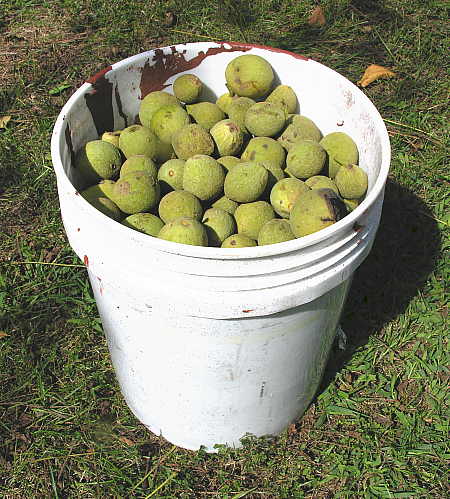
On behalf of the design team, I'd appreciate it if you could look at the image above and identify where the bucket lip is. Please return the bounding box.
[51,41,391,261]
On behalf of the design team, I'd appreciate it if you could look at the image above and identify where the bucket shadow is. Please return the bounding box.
[318,178,441,392]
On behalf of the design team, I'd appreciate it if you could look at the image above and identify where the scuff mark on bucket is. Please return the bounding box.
[85,66,114,135]
[259,381,266,398]
[115,86,128,128]
[353,222,364,232]
[64,123,75,168]
[139,44,251,97]
[242,309,254,313]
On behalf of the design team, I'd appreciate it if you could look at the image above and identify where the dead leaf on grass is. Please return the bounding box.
[0,331,9,338]
[0,116,11,129]
[119,436,135,446]
[357,64,396,87]
[308,6,326,27]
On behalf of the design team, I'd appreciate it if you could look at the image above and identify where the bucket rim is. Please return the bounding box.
[51,41,391,260]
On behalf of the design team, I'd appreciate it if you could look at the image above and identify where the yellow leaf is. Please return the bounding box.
[308,6,326,27]
[118,436,135,446]
[0,331,9,338]
[0,116,11,129]
[357,64,396,87]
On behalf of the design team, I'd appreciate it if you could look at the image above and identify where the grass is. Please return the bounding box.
[0,0,449,497]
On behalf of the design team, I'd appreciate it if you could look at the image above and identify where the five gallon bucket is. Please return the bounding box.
[51,42,390,451]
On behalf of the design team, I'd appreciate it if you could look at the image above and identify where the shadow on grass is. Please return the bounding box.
[319,177,441,391]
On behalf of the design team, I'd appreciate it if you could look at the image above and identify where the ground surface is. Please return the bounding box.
[0,0,448,497]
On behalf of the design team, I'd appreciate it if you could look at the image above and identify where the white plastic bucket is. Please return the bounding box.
[51,42,390,451]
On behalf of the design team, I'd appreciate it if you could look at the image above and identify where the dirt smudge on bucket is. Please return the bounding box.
[64,123,76,168]
[139,44,251,98]
[85,65,114,135]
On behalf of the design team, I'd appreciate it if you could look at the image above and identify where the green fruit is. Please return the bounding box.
[150,104,190,144]
[173,74,203,103]
[210,119,244,156]
[186,102,225,130]
[75,140,122,185]
[86,196,123,221]
[260,161,286,196]
[270,178,310,218]
[119,125,159,159]
[139,91,180,128]
[216,93,236,114]
[343,198,360,212]
[244,102,286,137]
[121,213,164,236]
[335,163,368,199]
[182,155,225,201]
[154,138,175,163]
[225,54,274,99]
[112,171,160,214]
[258,219,295,245]
[217,156,241,171]
[266,85,298,114]
[278,116,323,151]
[202,208,236,247]
[120,155,158,179]
[285,140,326,179]
[211,195,239,215]
[227,97,255,132]
[158,190,203,224]
[305,175,339,195]
[157,159,185,193]
[290,188,347,237]
[319,132,359,179]
[221,234,257,248]
[101,130,122,147]
[158,217,208,246]
[241,137,286,169]
[171,124,214,160]
[81,180,116,201]
[224,161,268,203]
[234,201,275,240]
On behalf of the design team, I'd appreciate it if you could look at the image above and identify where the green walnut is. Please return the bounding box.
[278,116,323,151]
[154,138,176,163]
[210,119,244,157]
[258,219,295,245]
[270,177,310,218]
[260,161,286,197]
[217,156,241,171]
[334,163,368,199]
[305,175,339,195]
[81,180,116,201]
[171,124,214,160]
[112,171,160,214]
[157,158,185,193]
[182,155,225,201]
[244,102,286,137]
[343,197,361,212]
[225,54,274,99]
[158,190,203,224]
[121,213,164,236]
[319,132,359,178]
[266,85,298,114]
[202,208,237,247]
[119,125,159,159]
[75,140,122,185]
[289,188,347,237]
[211,195,239,215]
[186,102,225,130]
[101,130,122,148]
[84,196,123,221]
[285,140,326,179]
[221,234,257,248]
[173,74,203,103]
[120,155,158,179]
[234,201,275,240]
[216,93,236,114]
[150,104,190,145]
[224,161,268,203]
[241,137,286,170]
[227,96,256,132]
[139,91,180,128]
[158,217,208,246]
